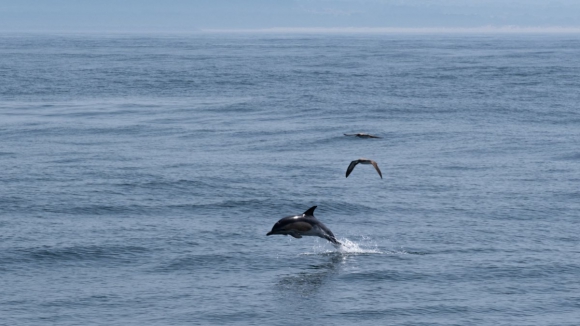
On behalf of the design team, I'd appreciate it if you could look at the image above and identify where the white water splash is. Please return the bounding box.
[302,238,382,255]
[336,238,382,254]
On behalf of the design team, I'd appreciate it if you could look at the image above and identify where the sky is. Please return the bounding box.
[1,0,580,33]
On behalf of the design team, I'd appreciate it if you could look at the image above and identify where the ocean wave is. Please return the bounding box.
[1,245,149,267]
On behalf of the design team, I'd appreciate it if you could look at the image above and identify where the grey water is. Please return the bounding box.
[1,33,580,325]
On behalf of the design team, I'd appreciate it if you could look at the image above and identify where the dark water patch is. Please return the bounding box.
[338,305,471,320]
[401,250,429,255]
[117,178,212,192]
[198,311,262,325]
[313,201,376,216]
[154,253,235,273]
[41,108,145,119]
[556,153,580,161]
[461,262,580,281]
[1,125,156,139]
[391,183,456,194]
[44,157,93,164]
[434,247,524,255]
[340,269,428,282]
[167,198,272,213]
[441,165,490,171]
[283,134,377,149]
[41,204,157,216]
[2,245,149,267]
[39,294,124,309]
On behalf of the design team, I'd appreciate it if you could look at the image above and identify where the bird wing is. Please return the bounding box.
[346,160,359,178]
[370,160,383,179]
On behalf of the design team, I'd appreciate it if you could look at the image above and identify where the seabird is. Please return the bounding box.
[346,158,383,179]
[344,133,381,138]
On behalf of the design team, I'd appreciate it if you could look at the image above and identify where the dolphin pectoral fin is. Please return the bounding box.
[290,233,302,239]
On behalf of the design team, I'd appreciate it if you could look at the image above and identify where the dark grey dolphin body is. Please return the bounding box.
[267,206,341,246]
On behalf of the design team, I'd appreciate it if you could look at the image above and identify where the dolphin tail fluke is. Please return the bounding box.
[325,235,342,246]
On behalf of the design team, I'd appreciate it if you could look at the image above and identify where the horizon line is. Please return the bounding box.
[201,26,580,34]
[2,26,580,35]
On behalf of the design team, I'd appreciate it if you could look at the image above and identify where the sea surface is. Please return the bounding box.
[1,33,580,325]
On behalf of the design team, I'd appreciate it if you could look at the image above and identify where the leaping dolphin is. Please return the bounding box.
[267,206,341,246]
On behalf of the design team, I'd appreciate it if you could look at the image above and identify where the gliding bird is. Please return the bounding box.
[344,133,381,138]
[346,158,383,179]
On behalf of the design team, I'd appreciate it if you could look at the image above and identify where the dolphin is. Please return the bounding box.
[267,206,341,246]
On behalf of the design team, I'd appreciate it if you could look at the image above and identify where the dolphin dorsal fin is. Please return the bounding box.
[303,206,317,216]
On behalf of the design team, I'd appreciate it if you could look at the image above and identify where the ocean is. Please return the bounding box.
[1,33,579,325]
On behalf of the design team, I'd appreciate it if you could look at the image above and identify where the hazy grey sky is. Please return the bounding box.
[2,0,580,33]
